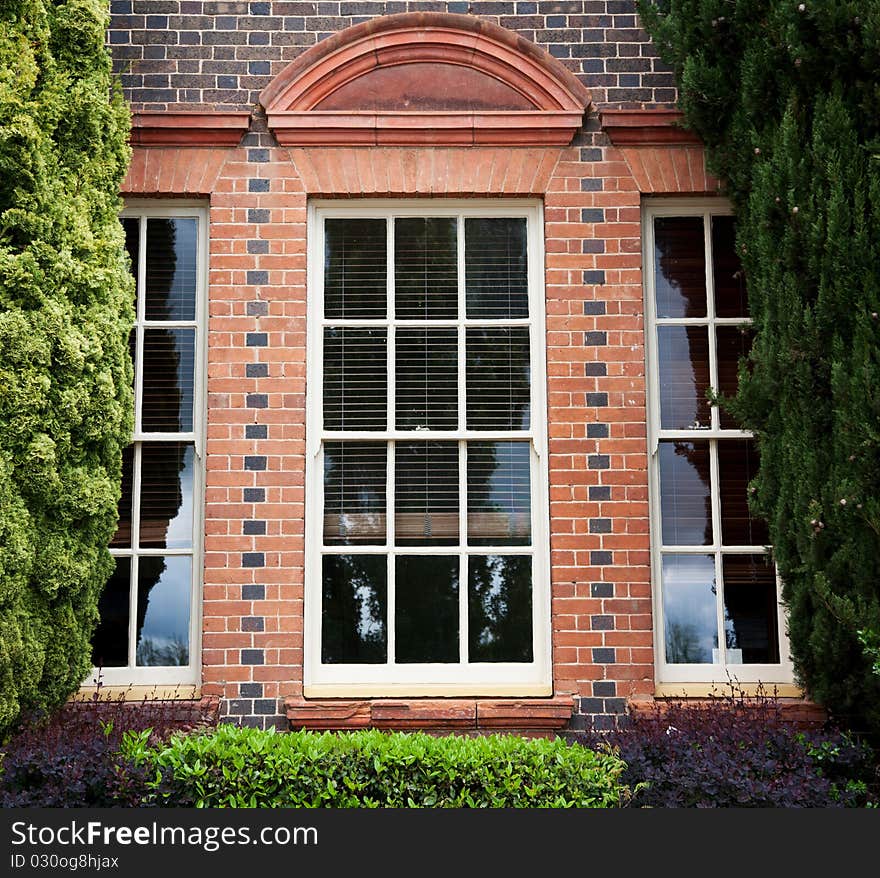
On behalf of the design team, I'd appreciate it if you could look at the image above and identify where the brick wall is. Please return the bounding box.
[109,1,678,111]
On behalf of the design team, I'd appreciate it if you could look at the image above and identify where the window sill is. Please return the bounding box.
[286,694,573,733]
[653,683,804,699]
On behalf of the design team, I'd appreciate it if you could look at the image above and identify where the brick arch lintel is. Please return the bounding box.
[260,13,592,147]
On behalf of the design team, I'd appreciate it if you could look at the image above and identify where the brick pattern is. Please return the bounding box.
[109,1,678,111]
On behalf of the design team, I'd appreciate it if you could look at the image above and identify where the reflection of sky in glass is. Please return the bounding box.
[662,554,718,664]
[659,442,711,545]
[356,583,382,640]
[137,556,191,666]
[166,445,194,548]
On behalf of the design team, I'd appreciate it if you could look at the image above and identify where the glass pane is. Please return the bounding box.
[91,556,130,668]
[139,442,194,549]
[658,441,712,546]
[135,556,191,666]
[323,328,387,431]
[467,442,531,546]
[395,328,458,430]
[110,445,135,548]
[394,217,457,319]
[657,326,711,430]
[395,555,459,663]
[395,442,459,546]
[468,555,532,662]
[465,217,528,319]
[722,554,779,664]
[323,442,386,545]
[145,217,197,321]
[716,326,753,429]
[466,328,530,430]
[719,440,769,546]
[653,216,706,318]
[662,554,718,664]
[121,217,139,296]
[711,215,747,317]
[322,554,387,663]
[141,327,195,432]
[324,218,387,319]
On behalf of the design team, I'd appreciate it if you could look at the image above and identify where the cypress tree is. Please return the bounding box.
[0,0,133,735]
[638,1,880,732]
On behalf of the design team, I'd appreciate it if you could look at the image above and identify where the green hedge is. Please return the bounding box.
[122,725,630,808]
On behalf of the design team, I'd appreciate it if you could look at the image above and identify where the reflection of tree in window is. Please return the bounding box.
[673,440,712,546]
[322,554,386,663]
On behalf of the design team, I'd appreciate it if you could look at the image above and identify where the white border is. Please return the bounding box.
[87,201,208,687]
[643,197,794,685]
[304,199,551,695]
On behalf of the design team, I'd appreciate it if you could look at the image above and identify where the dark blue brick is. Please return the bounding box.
[247,393,268,409]
[109,31,130,44]
[583,301,606,315]
[585,363,607,377]
[587,393,609,408]
[591,614,614,630]
[591,582,614,598]
[589,518,612,534]
[253,699,277,715]
[244,520,267,535]
[247,239,269,254]
[228,699,252,716]
[248,148,270,163]
[246,300,268,317]
[582,239,606,254]
[242,615,265,631]
[245,424,268,439]
[448,1,469,11]
[242,583,265,600]
[580,147,603,162]
[247,270,269,285]
[587,422,609,438]
[589,485,611,501]
[239,683,263,698]
[579,698,604,714]
[583,270,606,285]
[241,649,265,665]
[591,551,613,566]
[249,61,271,75]
[592,647,616,664]
[516,2,537,11]
[218,75,238,89]
[246,363,269,379]
[250,1,271,13]
[248,208,270,223]
[246,332,268,347]
[593,681,617,698]
[584,330,607,345]
[592,715,617,731]
[243,488,265,503]
[244,455,267,471]
[588,453,610,468]
[146,15,167,27]
[242,552,265,568]
[110,1,131,12]
[547,15,566,27]
[605,698,628,715]
[248,178,270,193]
[580,178,604,191]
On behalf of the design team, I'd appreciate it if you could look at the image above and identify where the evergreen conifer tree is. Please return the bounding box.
[0,0,133,735]
[639,0,880,732]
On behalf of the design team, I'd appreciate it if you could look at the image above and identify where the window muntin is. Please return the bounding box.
[645,201,792,684]
[90,205,206,686]
[305,201,550,694]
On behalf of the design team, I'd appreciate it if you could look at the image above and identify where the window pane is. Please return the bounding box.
[465,218,528,318]
[322,554,387,663]
[323,328,387,431]
[468,555,532,662]
[718,440,769,546]
[110,445,135,548]
[657,326,711,430]
[662,554,718,664]
[323,442,386,545]
[395,555,459,663]
[716,326,753,429]
[121,217,139,296]
[91,557,130,668]
[141,327,195,432]
[467,442,531,546]
[653,216,706,318]
[395,328,458,430]
[395,441,459,546]
[135,556,191,666]
[145,217,197,321]
[139,442,194,549]
[466,327,530,430]
[394,217,457,319]
[324,218,387,319]
[711,215,747,318]
[658,441,712,546]
[722,554,779,664]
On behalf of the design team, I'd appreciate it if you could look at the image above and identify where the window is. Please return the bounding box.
[89,203,206,686]
[644,200,793,684]
[305,201,550,696]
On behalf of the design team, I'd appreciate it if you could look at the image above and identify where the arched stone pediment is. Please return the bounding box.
[260,12,591,146]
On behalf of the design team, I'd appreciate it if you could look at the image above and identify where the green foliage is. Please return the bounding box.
[638,0,880,733]
[120,725,631,808]
[0,0,133,736]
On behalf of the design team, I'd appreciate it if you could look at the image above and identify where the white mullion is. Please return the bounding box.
[457,215,467,433]
[458,440,468,664]
[387,217,395,434]
[387,440,395,666]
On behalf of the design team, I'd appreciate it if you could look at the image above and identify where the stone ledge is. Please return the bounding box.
[285,695,575,733]
[627,696,828,730]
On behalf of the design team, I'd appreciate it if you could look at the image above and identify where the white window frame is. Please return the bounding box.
[643,198,794,685]
[88,201,208,687]
[304,199,551,697]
